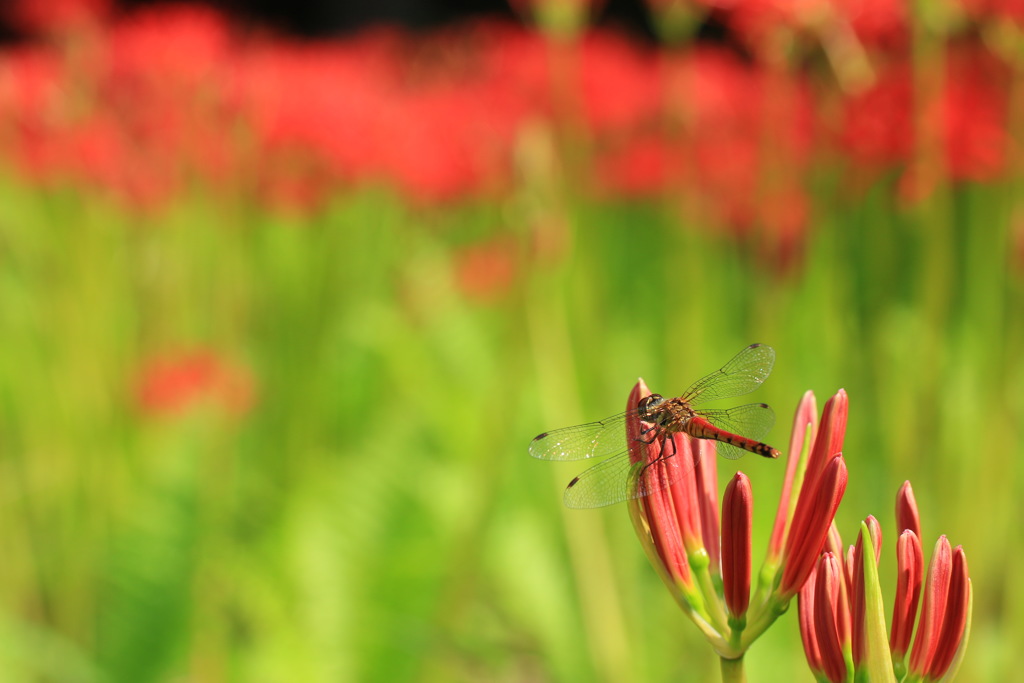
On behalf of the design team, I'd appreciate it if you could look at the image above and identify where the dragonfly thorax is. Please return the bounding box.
[637,393,697,431]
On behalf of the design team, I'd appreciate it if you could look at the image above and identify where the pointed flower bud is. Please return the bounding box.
[770,389,848,602]
[864,515,883,564]
[825,522,844,561]
[906,536,973,681]
[929,548,966,679]
[722,472,753,620]
[849,515,881,668]
[798,569,824,678]
[667,433,709,556]
[926,547,971,680]
[810,553,851,683]
[908,536,953,676]
[767,390,818,563]
[777,455,849,600]
[804,390,849,492]
[890,529,924,662]
[896,480,921,539]
[695,440,721,576]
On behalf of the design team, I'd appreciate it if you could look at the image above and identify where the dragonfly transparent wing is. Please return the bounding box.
[563,440,699,509]
[562,452,638,508]
[529,412,631,462]
[680,344,775,407]
[697,403,776,460]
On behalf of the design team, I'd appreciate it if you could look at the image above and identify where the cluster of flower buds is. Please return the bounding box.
[623,379,972,681]
[798,482,972,682]
[626,384,850,661]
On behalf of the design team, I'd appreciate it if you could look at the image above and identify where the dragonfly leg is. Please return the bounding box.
[634,428,677,462]
[658,433,677,460]
[636,424,659,444]
[633,434,678,498]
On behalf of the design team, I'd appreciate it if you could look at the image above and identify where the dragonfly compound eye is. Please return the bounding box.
[637,394,665,420]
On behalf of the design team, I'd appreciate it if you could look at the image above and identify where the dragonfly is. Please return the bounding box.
[529,344,781,509]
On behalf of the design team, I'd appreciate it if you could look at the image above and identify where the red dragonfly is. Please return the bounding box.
[530,344,781,508]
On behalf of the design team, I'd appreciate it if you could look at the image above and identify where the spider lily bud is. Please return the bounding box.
[762,390,848,603]
[766,390,818,564]
[814,552,852,683]
[798,567,825,679]
[896,480,921,539]
[849,515,881,669]
[890,529,924,664]
[696,440,721,577]
[722,473,753,620]
[907,537,972,681]
[926,547,971,680]
[777,455,848,601]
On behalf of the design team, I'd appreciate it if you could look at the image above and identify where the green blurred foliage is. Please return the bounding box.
[0,156,1020,682]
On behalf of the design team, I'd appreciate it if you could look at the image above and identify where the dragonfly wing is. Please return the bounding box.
[529,412,629,462]
[698,403,776,460]
[563,438,702,508]
[563,453,639,508]
[681,344,775,406]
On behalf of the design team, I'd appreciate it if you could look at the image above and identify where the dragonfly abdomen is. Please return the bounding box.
[686,416,780,459]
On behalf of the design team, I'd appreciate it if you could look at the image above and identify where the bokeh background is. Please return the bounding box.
[0,0,1021,681]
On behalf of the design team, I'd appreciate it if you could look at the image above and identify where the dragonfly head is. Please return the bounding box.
[637,393,667,422]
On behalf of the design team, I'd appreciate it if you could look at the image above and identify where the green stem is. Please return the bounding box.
[740,592,796,651]
[691,550,730,636]
[720,655,747,683]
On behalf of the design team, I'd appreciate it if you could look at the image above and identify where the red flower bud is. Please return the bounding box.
[890,529,923,660]
[896,480,921,540]
[722,472,753,619]
[812,553,850,683]
[778,455,848,600]
[926,546,971,679]
[849,516,881,668]
[767,390,818,561]
[908,536,953,676]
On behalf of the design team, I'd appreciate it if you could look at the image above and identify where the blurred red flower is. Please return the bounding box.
[102,4,240,202]
[454,236,520,302]
[578,31,662,134]
[136,351,255,418]
[840,43,1009,185]
[713,0,907,50]
[940,45,1010,182]
[959,0,1024,24]
[1,3,244,207]
[2,0,111,36]
[0,1,1014,223]
[838,63,913,170]
[595,133,670,196]
[237,29,399,202]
